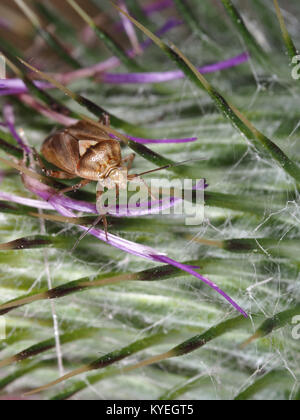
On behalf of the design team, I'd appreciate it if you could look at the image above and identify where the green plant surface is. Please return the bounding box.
[0,0,299,400]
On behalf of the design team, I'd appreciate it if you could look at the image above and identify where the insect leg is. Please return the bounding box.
[32,148,47,172]
[45,170,76,179]
[47,179,91,202]
[127,174,157,200]
[57,179,91,195]
[102,215,109,241]
[96,190,109,242]
[71,215,104,251]
[96,189,109,241]
[122,153,136,170]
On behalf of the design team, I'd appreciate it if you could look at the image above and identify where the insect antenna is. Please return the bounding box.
[127,158,206,200]
[132,158,205,178]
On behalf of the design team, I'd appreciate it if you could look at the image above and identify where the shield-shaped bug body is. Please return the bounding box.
[37,118,137,239]
[37,118,183,242]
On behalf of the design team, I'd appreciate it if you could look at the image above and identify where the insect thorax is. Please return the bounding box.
[77,140,122,181]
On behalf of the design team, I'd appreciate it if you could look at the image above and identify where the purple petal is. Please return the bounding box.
[16,185,97,214]
[152,255,248,318]
[101,53,250,84]
[0,191,53,210]
[19,93,77,126]
[23,174,167,260]
[118,0,142,55]
[107,196,179,217]
[0,79,51,92]
[0,176,206,218]
[3,104,31,154]
[143,0,174,15]
[0,89,26,97]
[143,18,182,47]
[0,190,180,217]
[45,194,97,213]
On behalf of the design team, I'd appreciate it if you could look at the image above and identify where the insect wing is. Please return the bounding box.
[41,131,80,175]
[67,120,112,142]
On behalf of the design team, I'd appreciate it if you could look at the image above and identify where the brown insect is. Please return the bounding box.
[35,116,159,240]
